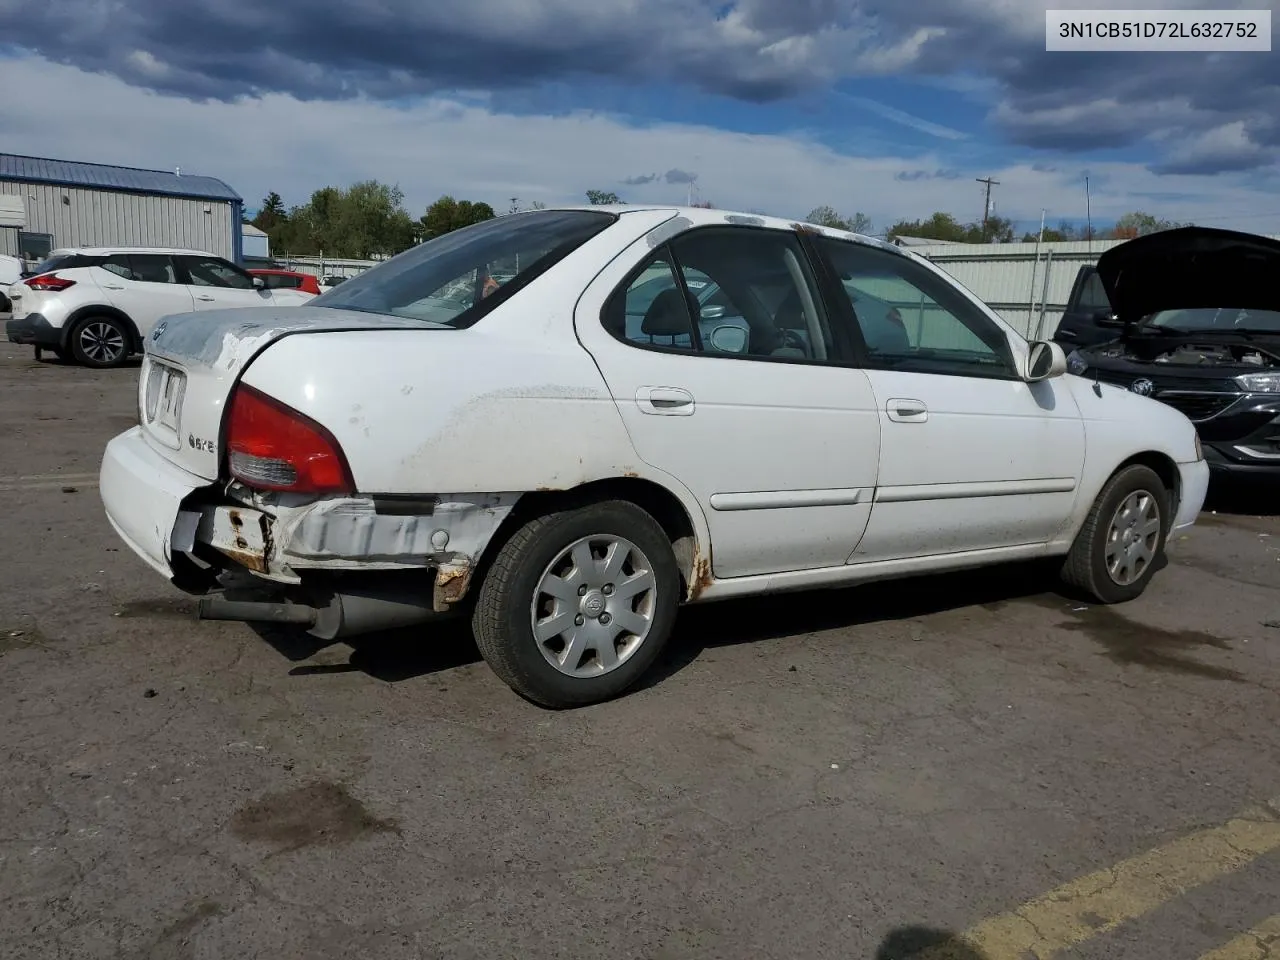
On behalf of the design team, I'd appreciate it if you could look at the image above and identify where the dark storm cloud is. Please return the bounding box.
[6,0,1278,175]
[664,168,699,184]
[894,168,960,181]
[3,0,861,102]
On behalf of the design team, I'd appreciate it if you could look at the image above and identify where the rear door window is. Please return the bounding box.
[178,256,255,289]
[129,255,179,284]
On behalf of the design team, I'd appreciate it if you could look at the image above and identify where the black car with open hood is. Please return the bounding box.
[1062,226,1280,479]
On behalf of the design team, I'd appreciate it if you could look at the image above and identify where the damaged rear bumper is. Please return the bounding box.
[100,426,518,631]
[195,491,519,612]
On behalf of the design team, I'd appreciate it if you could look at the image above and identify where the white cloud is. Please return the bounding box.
[1,56,1278,233]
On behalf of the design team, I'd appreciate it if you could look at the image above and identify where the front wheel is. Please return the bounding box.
[471,500,681,708]
[70,315,131,368]
[1061,464,1168,604]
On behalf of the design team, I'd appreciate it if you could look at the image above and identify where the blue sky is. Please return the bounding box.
[1,0,1278,236]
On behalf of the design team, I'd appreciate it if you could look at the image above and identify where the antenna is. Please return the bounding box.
[174,166,181,177]
[976,177,999,240]
[1085,175,1093,252]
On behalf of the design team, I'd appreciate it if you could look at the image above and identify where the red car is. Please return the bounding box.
[248,269,322,296]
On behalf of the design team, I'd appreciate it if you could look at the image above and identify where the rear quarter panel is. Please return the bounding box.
[239,325,646,493]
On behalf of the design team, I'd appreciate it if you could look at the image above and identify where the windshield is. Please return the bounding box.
[313,210,616,326]
[1145,307,1280,333]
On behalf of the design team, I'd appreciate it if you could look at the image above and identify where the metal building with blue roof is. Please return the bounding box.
[0,152,244,265]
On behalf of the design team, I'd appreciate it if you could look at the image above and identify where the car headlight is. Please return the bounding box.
[1066,349,1088,375]
[1235,372,1280,393]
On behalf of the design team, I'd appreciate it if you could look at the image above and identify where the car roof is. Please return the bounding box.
[536,204,908,257]
[47,246,217,258]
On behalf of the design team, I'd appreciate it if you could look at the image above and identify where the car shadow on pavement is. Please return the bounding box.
[639,559,1063,693]
[249,558,1063,688]
[251,616,483,684]
[874,926,989,959]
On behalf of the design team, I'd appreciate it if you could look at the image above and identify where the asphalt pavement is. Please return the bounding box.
[1,346,1277,960]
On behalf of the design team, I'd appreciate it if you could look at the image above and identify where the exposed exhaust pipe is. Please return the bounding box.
[198,597,316,625]
[196,584,445,640]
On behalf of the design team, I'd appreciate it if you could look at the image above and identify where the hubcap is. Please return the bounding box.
[1104,489,1162,586]
[79,322,125,364]
[530,534,658,678]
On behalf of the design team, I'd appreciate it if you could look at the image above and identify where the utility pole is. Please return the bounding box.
[976,177,999,240]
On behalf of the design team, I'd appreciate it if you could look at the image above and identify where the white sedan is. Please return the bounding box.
[99,205,1209,707]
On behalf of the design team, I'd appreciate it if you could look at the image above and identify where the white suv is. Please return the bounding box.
[5,247,313,368]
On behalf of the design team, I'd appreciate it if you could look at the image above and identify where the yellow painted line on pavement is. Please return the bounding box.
[1197,914,1280,960]
[0,471,100,492]
[914,798,1280,960]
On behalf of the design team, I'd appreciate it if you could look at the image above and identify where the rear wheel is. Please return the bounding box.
[1061,464,1168,604]
[472,500,681,708]
[70,315,130,368]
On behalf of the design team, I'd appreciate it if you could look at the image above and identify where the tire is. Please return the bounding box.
[70,315,131,368]
[1061,464,1169,604]
[472,499,681,708]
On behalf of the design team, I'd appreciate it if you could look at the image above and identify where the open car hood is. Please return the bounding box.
[1095,226,1280,322]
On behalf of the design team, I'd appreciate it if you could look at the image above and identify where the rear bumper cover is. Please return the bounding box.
[6,313,61,348]
[100,426,207,579]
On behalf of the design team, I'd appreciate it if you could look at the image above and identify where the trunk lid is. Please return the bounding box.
[139,305,447,480]
[1096,226,1280,321]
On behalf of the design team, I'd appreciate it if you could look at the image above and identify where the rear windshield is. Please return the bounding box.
[313,210,616,326]
[31,254,86,275]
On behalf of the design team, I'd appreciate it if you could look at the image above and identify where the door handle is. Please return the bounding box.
[103,284,125,290]
[196,295,216,302]
[636,386,695,416]
[886,398,928,423]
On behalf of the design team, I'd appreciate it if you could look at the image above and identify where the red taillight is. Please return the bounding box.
[25,273,76,291]
[225,384,354,495]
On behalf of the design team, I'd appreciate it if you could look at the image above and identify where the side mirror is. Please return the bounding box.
[1025,340,1068,382]
[252,275,266,290]
[707,324,748,354]
[1093,308,1123,326]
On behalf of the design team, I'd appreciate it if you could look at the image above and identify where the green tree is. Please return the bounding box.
[252,192,287,232]
[586,189,622,205]
[806,206,872,234]
[888,211,1014,244]
[332,180,416,258]
[263,181,418,258]
[419,195,497,241]
[269,203,320,257]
